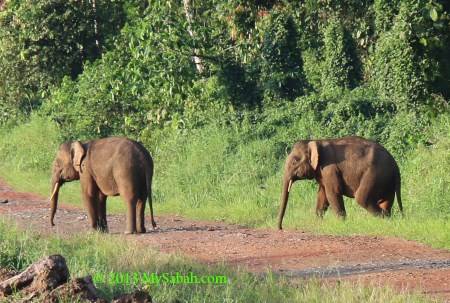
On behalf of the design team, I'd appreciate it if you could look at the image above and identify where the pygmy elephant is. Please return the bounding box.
[49,137,156,234]
[278,136,403,230]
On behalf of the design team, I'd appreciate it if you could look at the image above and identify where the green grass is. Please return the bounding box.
[0,218,439,302]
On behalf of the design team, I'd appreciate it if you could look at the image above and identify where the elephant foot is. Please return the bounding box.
[96,226,109,233]
[100,222,109,231]
[92,219,109,233]
[89,228,108,234]
[99,228,109,233]
[137,227,146,234]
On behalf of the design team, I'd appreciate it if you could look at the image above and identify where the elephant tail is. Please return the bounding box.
[146,162,156,229]
[395,172,403,216]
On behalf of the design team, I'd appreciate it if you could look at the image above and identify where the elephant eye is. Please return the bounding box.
[291,159,297,165]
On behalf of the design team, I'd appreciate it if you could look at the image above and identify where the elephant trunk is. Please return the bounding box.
[49,178,61,227]
[277,175,293,230]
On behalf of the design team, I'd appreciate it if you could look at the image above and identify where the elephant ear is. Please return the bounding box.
[308,141,320,170]
[70,141,85,172]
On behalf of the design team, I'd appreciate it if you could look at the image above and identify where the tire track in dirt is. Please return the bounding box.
[1,178,449,301]
[280,259,450,278]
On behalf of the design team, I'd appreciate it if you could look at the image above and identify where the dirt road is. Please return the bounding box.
[1,179,449,301]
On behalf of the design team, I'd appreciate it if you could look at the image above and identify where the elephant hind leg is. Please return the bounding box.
[358,195,394,217]
[118,179,141,234]
[125,203,137,235]
[146,178,156,229]
[122,194,138,235]
[378,194,395,217]
[356,188,383,216]
[136,197,146,234]
[355,174,386,216]
[378,200,391,216]
[364,202,384,216]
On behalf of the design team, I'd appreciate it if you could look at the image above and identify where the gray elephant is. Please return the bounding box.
[278,136,403,230]
[49,137,156,234]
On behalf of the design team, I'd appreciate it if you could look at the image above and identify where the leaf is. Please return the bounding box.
[429,8,438,21]
[419,37,427,46]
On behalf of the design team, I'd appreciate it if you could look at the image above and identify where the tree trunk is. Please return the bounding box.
[92,0,101,57]
[183,0,205,74]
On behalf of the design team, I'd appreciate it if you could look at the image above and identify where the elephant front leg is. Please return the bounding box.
[97,192,108,233]
[81,177,105,232]
[82,189,99,232]
[315,186,330,218]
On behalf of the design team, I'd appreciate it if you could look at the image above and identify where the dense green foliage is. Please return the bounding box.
[0,0,133,125]
[1,0,448,140]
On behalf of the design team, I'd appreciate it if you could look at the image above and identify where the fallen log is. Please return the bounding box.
[0,254,152,302]
[0,254,69,296]
[44,275,106,303]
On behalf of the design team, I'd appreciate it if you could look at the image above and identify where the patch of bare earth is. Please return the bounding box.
[1,178,449,302]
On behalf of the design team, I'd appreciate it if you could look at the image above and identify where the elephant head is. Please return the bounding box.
[277,140,319,230]
[49,141,84,226]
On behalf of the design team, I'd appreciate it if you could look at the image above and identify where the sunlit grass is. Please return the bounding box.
[0,219,437,302]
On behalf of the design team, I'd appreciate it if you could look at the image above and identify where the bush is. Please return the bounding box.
[0,0,127,125]
[373,0,401,33]
[260,9,305,103]
[321,18,361,91]
[369,0,450,108]
[42,3,200,140]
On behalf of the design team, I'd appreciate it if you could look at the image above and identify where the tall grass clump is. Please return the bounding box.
[0,115,59,194]
[402,115,450,220]
[150,125,284,226]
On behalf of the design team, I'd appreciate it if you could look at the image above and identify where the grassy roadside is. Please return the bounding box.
[0,115,449,250]
[0,115,448,302]
[0,218,438,303]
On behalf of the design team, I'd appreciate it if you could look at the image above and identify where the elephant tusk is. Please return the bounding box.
[49,182,60,201]
[287,179,293,193]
